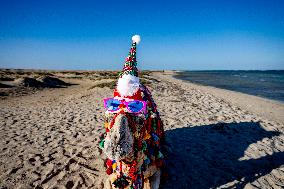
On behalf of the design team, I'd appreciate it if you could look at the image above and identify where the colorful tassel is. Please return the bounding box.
[144,157,150,165]
[106,167,113,175]
[112,175,129,188]
[151,133,159,142]
[106,159,113,167]
[157,151,164,159]
[99,139,105,149]
[112,162,117,170]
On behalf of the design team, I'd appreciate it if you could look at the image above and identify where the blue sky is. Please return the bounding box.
[0,0,284,70]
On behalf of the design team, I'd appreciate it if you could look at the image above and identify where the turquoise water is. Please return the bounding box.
[174,70,284,103]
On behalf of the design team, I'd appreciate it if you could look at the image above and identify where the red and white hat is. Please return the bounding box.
[114,35,143,101]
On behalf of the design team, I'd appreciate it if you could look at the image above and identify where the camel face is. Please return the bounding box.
[103,111,146,161]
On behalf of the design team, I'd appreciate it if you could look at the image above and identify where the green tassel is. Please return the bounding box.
[157,151,164,159]
[112,176,129,188]
[99,139,104,149]
[142,141,147,152]
[152,120,157,130]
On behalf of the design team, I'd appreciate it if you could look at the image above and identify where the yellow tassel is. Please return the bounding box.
[112,163,117,170]
[144,131,151,140]
[135,131,140,138]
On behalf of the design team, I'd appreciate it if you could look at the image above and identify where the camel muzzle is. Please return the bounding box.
[103,113,134,161]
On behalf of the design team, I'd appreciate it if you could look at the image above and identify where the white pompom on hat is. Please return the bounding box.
[132,35,141,44]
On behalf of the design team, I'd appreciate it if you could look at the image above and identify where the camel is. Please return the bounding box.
[99,35,166,189]
[101,84,165,189]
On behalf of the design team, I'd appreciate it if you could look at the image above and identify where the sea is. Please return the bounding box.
[174,70,284,103]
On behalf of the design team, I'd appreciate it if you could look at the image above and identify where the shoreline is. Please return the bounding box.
[161,71,284,125]
[172,70,284,104]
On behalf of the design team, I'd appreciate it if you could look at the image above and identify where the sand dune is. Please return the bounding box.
[0,71,283,189]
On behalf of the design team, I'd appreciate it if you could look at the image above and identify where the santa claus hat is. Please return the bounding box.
[114,35,143,100]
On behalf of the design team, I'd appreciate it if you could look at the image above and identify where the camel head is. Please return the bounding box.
[103,105,146,161]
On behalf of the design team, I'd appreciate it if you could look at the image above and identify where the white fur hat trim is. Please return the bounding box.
[117,74,140,97]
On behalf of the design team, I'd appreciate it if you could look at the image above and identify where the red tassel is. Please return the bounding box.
[106,159,113,167]
[128,161,137,180]
[106,167,113,175]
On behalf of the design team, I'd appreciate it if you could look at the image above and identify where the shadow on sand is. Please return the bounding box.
[161,122,283,189]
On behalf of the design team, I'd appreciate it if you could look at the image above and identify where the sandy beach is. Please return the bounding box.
[0,70,284,189]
